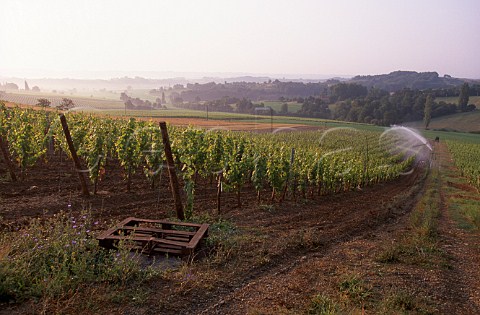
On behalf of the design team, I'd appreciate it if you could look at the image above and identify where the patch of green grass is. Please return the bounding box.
[185,214,269,266]
[338,274,372,307]
[253,100,303,113]
[376,242,403,263]
[380,290,434,314]
[407,110,480,137]
[448,198,480,230]
[307,294,339,315]
[437,96,480,108]
[421,129,480,144]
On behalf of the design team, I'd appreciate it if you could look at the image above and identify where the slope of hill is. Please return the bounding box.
[349,71,468,92]
[405,110,480,133]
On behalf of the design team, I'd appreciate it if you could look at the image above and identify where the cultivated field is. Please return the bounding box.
[0,91,124,109]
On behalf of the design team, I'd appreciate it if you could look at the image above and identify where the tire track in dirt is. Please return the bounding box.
[193,168,426,314]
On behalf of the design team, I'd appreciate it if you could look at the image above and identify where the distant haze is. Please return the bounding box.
[1,0,480,79]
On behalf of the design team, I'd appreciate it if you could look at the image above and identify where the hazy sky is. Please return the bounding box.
[1,0,479,79]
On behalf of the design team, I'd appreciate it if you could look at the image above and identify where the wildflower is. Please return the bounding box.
[72,240,77,245]
[73,225,77,229]
[94,221,99,225]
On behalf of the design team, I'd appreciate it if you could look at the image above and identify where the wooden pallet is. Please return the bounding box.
[97,217,209,256]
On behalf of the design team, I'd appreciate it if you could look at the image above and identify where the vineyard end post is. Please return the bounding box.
[59,114,90,196]
[159,122,185,221]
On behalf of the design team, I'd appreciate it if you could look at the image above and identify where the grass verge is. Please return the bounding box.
[0,211,162,306]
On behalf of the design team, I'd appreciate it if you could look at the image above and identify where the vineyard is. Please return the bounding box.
[446,140,480,190]
[0,92,124,110]
[0,103,416,216]
[3,103,480,315]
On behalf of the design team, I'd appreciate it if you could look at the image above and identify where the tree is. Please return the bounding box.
[280,103,288,114]
[161,92,166,104]
[125,100,134,109]
[36,98,51,108]
[24,81,30,91]
[424,94,433,129]
[120,92,129,101]
[57,98,75,111]
[458,83,469,112]
[4,82,19,90]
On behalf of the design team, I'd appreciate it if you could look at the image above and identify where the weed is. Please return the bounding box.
[381,290,434,314]
[307,294,339,315]
[338,274,372,307]
[376,243,402,263]
[248,305,294,315]
[259,204,276,213]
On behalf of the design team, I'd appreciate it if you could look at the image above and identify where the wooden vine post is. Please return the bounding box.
[59,114,90,196]
[216,171,223,214]
[0,134,17,181]
[159,122,185,221]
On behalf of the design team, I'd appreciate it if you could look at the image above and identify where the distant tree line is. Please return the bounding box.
[1,82,20,90]
[349,71,467,92]
[327,88,457,126]
[120,92,165,110]
[177,80,329,102]
[174,97,274,115]
[173,82,476,126]
[307,83,475,126]
[0,82,40,91]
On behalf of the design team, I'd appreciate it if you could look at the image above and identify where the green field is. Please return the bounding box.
[437,95,480,108]
[406,110,480,133]
[84,107,384,131]
[421,129,480,144]
[253,100,303,113]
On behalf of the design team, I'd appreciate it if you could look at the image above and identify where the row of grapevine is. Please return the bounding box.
[0,104,415,216]
[446,140,480,190]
